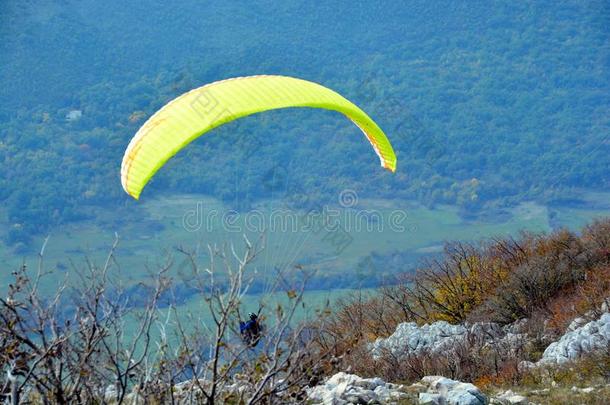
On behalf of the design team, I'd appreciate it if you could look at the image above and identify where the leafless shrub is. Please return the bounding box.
[0,235,337,404]
[0,234,169,404]
[485,230,588,324]
[581,218,610,260]
[307,289,406,377]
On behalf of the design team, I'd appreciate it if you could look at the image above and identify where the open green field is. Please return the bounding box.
[1,191,609,297]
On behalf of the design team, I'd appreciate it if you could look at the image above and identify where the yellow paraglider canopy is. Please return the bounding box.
[121,75,396,199]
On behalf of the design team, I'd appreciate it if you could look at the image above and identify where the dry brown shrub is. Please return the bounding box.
[547,264,610,333]
[381,229,587,326]
[338,292,403,336]
[483,229,589,324]
[581,218,610,260]
[384,242,508,324]
[343,325,532,385]
[311,218,610,385]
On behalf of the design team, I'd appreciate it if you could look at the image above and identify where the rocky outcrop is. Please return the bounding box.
[537,312,610,365]
[306,372,408,404]
[370,321,468,358]
[369,320,526,360]
[415,376,487,405]
[490,390,528,404]
[110,312,608,404]
[306,373,490,405]
[370,311,609,367]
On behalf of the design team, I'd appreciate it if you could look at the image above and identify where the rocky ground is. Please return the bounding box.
[369,312,610,367]
[306,310,610,405]
[535,312,610,366]
[100,309,609,404]
[306,371,610,404]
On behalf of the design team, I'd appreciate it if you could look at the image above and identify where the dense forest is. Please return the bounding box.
[1,0,608,250]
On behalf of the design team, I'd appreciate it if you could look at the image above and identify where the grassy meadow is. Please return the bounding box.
[1,191,608,301]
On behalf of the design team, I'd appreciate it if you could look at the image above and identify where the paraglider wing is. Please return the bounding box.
[121,75,397,199]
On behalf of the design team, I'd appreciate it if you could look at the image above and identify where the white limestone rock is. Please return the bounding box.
[491,389,528,404]
[571,386,595,394]
[539,312,610,365]
[370,321,467,358]
[418,376,487,405]
[307,372,408,404]
[419,392,442,405]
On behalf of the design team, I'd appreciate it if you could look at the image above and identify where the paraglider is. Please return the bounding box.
[120,75,397,199]
[239,312,262,347]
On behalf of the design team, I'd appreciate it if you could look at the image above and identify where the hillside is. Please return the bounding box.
[305,217,610,403]
[1,0,609,250]
[1,217,608,403]
[2,1,610,403]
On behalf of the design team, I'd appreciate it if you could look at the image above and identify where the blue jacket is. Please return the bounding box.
[240,319,258,334]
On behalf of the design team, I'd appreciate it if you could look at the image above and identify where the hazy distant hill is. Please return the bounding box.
[0,0,608,247]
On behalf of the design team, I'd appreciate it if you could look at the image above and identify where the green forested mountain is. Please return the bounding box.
[1,0,608,248]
